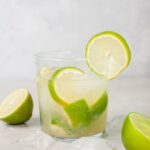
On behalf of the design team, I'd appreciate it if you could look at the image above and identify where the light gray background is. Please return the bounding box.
[0,0,150,79]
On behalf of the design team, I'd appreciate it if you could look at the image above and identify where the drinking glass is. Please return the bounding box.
[35,51,108,140]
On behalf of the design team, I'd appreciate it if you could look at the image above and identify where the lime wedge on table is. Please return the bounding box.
[122,112,150,150]
[0,89,33,124]
[48,67,84,106]
[86,31,131,79]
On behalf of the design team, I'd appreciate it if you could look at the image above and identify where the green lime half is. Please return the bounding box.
[0,89,33,124]
[122,112,150,150]
[48,67,84,106]
[85,31,131,79]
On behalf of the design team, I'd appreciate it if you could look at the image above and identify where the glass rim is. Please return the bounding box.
[35,50,109,62]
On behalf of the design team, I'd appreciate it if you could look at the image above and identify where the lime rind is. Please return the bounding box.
[64,99,91,128]
[85,31,131,80]
[90,91,108,119]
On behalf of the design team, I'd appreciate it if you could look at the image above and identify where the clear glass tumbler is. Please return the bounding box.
[36,51,108,139]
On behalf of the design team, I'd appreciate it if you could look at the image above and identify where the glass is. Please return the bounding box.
[35,51,109,140]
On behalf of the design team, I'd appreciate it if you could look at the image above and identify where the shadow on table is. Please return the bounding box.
[4,116,40,128]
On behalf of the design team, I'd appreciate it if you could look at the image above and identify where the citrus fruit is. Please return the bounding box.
[48,67,84,106]
[64,99,91,128]
[122,112,150,150]
[85,31,131,79]
[0,89,33,124]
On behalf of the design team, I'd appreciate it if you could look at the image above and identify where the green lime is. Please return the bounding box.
[51,115,71,130]
[90,91,108,118]
[48,67,84,106]
[51,91,108,129]
[85,31,131,79]
[122,112,150,150]
[0,89,33,124]
[64,99,91,128]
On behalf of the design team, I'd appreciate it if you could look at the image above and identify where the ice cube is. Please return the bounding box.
[105,116,125,149]
[19,129,55,149]
[67,137,115,150]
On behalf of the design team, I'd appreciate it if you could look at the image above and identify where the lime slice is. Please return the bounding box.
[0,89,33,124]
[64,99,91,128]
[122,112,150,150]
[48,67,107,106]
[86,31,131,79]
[48,67,84,106]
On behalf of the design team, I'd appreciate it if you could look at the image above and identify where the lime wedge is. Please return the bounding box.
[51,115,71,130]
[50,124,68,137]
[0,89,33,124]
[122,112,150,150]
[51,91,108,130]
[48,67,84,106]
[64,99,91,128]
[86,31,131,79]
[90,91,108,118]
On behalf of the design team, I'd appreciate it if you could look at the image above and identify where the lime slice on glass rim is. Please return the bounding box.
[85,31,131,79]
[0,89,33,124]
[122,112,150,150]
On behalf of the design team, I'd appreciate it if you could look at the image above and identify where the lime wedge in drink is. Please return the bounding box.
[122,112,150,150]
[50,124,68,137]
[85,31,131,79]
[48,67,84,106]
[64,99,91,128]
[51,114,71,130]
[0,89,33,124]
[90,91,108,118]
[51,91,108,129]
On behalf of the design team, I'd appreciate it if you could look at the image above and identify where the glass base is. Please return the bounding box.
[52,131,106,142]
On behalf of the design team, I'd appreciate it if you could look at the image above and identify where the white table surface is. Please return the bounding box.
[0,78,150,150]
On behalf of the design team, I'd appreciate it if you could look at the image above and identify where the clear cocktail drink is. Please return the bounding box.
[36,51,108,139]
